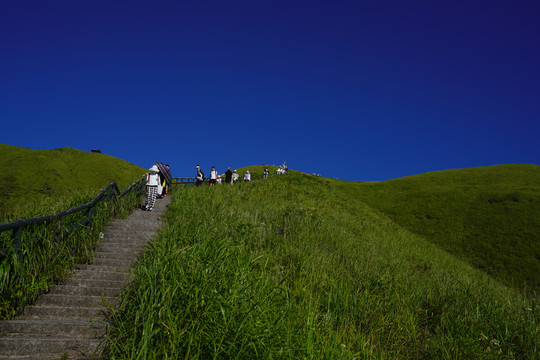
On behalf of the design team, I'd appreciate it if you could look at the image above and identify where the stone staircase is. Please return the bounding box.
[0,196,170,360]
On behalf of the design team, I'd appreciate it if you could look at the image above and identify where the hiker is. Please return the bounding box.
[233,169,239,183]
[263,165,269,179]
[161,164,170,197]
[196,165,205,186]
[209,166,218,186]
[217,175,222,184]
[225,167,233,184]
[157,179,163,198]
[143,165,161,211]
[156,165,164,198]
[244,171,251,182]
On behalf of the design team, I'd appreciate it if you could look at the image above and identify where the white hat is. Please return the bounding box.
[149,165,159,172]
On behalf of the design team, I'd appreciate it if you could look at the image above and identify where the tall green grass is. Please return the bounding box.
[0,144,146,215]
[0,192,110,318]
[106,173,538,359]
[333,164,540,292]
[0,180,145,319]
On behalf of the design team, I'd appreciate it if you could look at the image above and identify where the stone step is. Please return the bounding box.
[95,243,145,251]
[105,228,154,234]
[93,251,140,260]
[103,235,151,243]
[101,229,148,236]
[0,319,107,338]
[75,264,131,273]
[70,269,132,282]
[106,220,151,228]
[105,226,157,234]
[98,237,146,243]
[94,245,146,254]
[0,336,102,358]
[35,294,117,308]
[63,278,127,290]
[19,305,104,321]
[53,284,122,297]
[92,258,134,267]
[105,224,154,231]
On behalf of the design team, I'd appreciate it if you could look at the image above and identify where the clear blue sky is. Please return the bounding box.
[1,0,539,181]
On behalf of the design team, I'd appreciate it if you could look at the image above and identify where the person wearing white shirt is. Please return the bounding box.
[143,165,161,211]
[209,166,218,186]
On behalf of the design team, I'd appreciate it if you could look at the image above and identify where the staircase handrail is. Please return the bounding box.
[0,176,145,258]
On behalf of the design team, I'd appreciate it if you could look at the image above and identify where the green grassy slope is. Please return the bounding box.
[0,144,146,216]
[106,172,538,359]
[333,164,540,292]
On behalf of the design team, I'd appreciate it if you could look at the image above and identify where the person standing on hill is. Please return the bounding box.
[244,171,251,182]
[143,165,161,211]
[196,165,205,186]
[225,167,233,184]
[209,166,218,186]
[264,165,269,179]
[233,169,239,183]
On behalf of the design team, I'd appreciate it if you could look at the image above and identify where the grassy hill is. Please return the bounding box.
[0,144,146,217]
[332,164,540,292]
[105,169,539,359]
[1,152,537,357]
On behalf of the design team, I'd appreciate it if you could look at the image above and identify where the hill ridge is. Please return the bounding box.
[0,144,146,216]
[333,163,540,291]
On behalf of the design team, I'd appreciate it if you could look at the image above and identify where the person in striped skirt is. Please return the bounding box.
[143,165,161,211]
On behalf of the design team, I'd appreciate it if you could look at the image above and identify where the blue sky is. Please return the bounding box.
[1,0,539,181]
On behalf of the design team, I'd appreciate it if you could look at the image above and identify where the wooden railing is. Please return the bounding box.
[0,176,145,261]
[0,176,146,319]
[171,177,197,186]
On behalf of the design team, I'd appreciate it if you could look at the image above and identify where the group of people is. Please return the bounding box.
[143,162,288,210]
[195,163,288,186]
[276,165,288,175]
[142,164,170,211]
[195,165,248,186]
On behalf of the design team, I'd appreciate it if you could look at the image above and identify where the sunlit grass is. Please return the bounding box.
[0,181,145,319]
[0,144,146,215]
[106,173,539,359]
[332,164,540,293]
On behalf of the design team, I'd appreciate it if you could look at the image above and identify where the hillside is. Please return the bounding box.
[332,164,540,292]
[0,144,146,216]
[105,171,539,359]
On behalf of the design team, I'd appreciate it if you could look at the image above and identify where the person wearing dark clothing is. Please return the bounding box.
[196,165,205,186]
[225,167,233,184]
[161,164,170,196]
[263,165,269,179]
